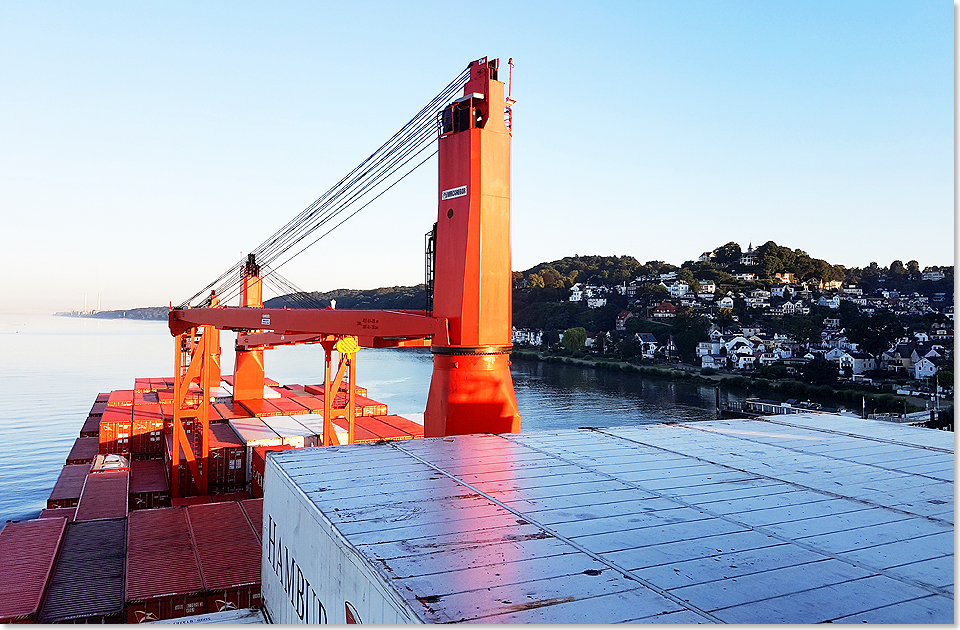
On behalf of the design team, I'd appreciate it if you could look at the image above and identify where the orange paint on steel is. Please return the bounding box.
[424,57,521,437]
[233,254,266,401]
[170,298,219,498]
[166,57,519,439]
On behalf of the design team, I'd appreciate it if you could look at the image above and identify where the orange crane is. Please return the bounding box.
[166,57,520,497]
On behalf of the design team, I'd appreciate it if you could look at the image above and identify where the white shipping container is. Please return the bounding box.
[260,415,316,448]
[186,383,233,404]
[262,418,954,624]
[146,607,266,624]
[264,386,282,399]
[209,386,232,405]
[228,418,283,481]
[294,413,348,446]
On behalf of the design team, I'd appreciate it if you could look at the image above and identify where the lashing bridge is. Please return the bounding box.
[167,57,521,496]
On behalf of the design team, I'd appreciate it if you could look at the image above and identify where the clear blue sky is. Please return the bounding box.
[0,1,953,314]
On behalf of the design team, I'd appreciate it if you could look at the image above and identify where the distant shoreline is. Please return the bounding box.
[54,307,167,320]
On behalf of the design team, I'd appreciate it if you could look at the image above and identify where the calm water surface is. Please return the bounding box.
[0,314,745,521]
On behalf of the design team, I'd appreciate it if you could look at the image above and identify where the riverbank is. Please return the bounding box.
[510,349,932,416]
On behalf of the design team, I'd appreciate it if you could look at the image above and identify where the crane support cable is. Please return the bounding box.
[178,65,471,309]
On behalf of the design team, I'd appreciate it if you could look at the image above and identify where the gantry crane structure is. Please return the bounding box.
[166,57,520,497]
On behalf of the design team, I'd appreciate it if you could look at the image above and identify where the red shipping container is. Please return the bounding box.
[129,460,170,510]
[171,495,211,507]
[47,463,91,509]
[210,491,252,503]
[355,395,388,416]
[74,470,129,521]
[99,405,132,454]
[106,389,135,407]
[132,403,164,456]
[95,392,111,403]
[353,415,412,441]
[212,400,252,421]
[332,417,382,443]
[125,507,206,623]
[187,502,262,612]
[134,390,161,406]
[304,382,368,397]
[308,391,386,416]
[294,395,324,413]
[236,398,283,417]
[208,423,246,490]
[239,498,264,542]
[80,414,100,438]
[38,518,126,623]
[66,436,100,465]
[371,414,425,439]
[270,397,308,415]
[0,517,68,623]
[165,434,199,497]
[39,507,76,521]
[250,444,294,498]
[90,400,108,417]
[133,378,152,393]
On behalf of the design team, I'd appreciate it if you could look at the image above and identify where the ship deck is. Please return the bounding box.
[270,413,954,623]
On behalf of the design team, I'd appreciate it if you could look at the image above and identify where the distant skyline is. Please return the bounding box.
[0,1,953,314]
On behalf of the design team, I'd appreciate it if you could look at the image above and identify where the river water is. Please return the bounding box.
[0,314,746,522]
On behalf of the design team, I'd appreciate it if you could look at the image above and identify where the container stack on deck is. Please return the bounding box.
[2,373,420,623]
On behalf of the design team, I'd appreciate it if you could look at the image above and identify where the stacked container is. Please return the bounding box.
[125,507,206,623]
[38,518,126,623]
[129,459,170,510]
[370,414,425,439]
[106,389,135,407]
[250,444,294,498]
[228,418,283,481]
[0,517,68,623]
[239,498,263,542]
[164,434,199,497]
[236,398,284,417]
[213,400,253,422]
[39,507,76,521]
[65,436,100,464]
[79,413,101,438]
[74,470,130,522]
[260,414,318,448]
[294,414,348,445]
[207,423,246,492]
[132,402,164,457]
[99,405,133,454]
[304,383,368,397]
[269,397,309,415]
[47,463,91,509]
[187,502,262,612]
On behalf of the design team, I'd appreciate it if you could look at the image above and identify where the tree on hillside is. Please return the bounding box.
[802,357,839,385]
[625,317,671,337]
[846,311,904,359]
[669,310,711,364]
[677,268,696,288]
[562,327,587,352]
[713,242,742,264]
